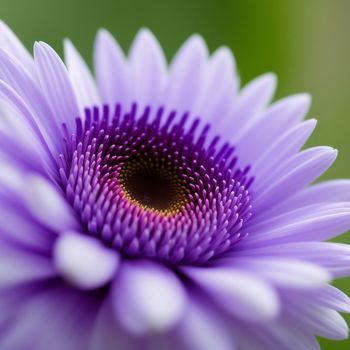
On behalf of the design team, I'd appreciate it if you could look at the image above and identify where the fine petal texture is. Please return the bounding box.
[163,35,208,114]
[218,257,331,289]
[129,28,167,108]
[64,39,101,113]
[94,29,130,108]
[112,261,187,335]
[235,241,350,278]
[34,41,79,132]
[54,232,120,289]
[183,266,280,321]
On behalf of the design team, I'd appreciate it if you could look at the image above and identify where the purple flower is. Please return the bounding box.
[0,21,349,350]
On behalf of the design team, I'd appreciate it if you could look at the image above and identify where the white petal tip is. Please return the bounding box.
[114,261,187,335]
[54,232,119,290]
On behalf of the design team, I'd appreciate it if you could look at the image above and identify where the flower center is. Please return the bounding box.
[119,158,187,214]
[58,104,253,265]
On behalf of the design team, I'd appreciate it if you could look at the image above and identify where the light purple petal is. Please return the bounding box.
[129,28,167,108]
[54,231,119,290]
[236,93,311,166]
[235,242,350,278]
[0,20,35,75]
[309,285,350,313]
[174,293,235,350]
[183,266,280,321]
[245,203,350,245]
[0,79,56,169]
[162,35,208,114]
[193,46,238,130]
[94,29,130,108]
[0,244,56,287]
[0,286,97,350]
[283,301,348,340]
[217,257,331,289]
[34,41,79,132]
[253,146,337,210]
[230,73,277,141]
[263,179,350,218]
[253,119,317,178]
[23,175,79,232]
[64,39,100,113]
[112,260,187,335]
[0,48,63,153]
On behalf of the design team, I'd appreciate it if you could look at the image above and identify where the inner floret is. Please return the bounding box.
[58,104,253,265]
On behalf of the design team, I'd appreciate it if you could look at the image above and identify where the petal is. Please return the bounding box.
[34,41,80,132]
[284,301,349,340]
[236,93,311,165]
[0,201,54,252]
[175,293,235,350]
[163,35,208,114]
[112,260,187,335]
[245,203,350,245]
[218,257,331,289]
[64,39,100,113]
[0,79,56,168]
[94,29,130,108]
[24,175,79,232]
[0,20,35,75]
[0,48,62,152]
[0,243,56,287]
[193,46,238,127]
[253,146,337,210]
[233,320,320,350]
[129,28,167,108]
[253,119,317,178]
[0,286,97,350]
[264,179,350,218]
[235,242,350,278]
[54,232,119,290]
[231,73,277,141]
[90,296,141,350]
[183,266,280,321]
[310,285,350,313]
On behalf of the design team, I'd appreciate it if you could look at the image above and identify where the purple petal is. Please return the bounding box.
[0,20,35,75]
[34,41,79,132]
[129,28,167,108]
[235,241,350,278]
[253,146,337,210]
[163,35,208,114]
[0,243,56,287]
[112,260,187,335]
[24,175,79,232]
[64,39,101,113]
[54,231,119,290]
[217,257,331,289]
[94,29,130,108]
[183,266,280,321]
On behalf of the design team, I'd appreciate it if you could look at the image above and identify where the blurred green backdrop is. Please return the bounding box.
[0,0,349,348]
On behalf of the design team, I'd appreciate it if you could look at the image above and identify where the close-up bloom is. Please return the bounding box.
[0,20,350,350]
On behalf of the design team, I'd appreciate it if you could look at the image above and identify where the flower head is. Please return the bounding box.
[0,21,350,350]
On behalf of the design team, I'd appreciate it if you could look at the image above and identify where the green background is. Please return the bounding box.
[1,0,349,348]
